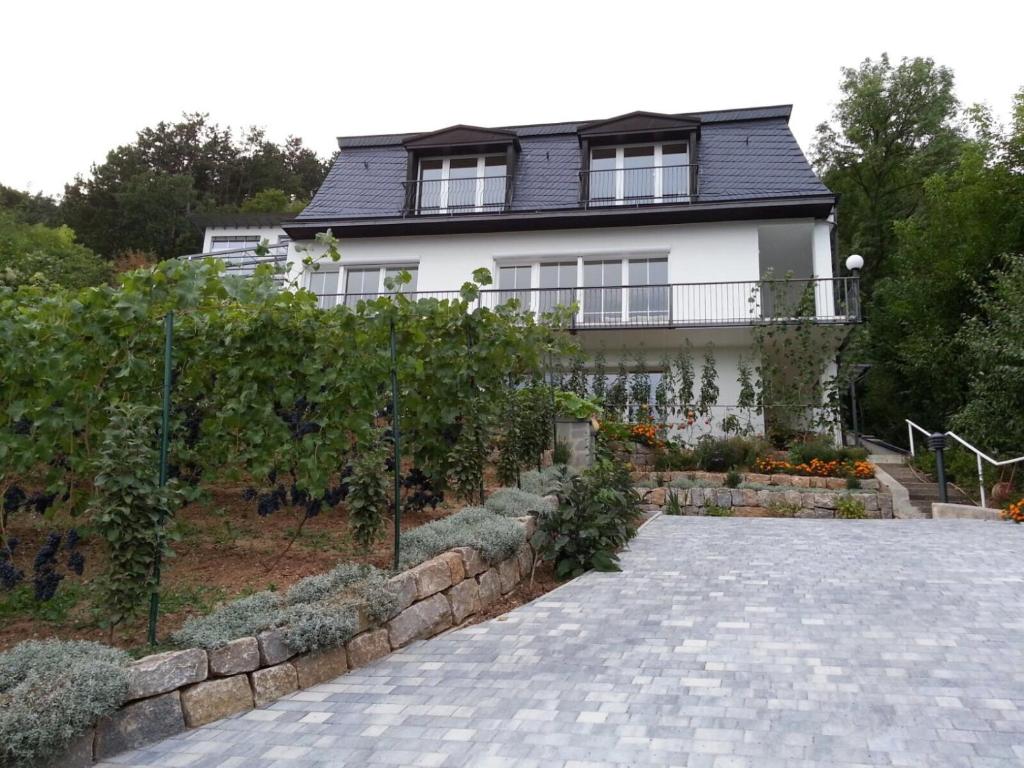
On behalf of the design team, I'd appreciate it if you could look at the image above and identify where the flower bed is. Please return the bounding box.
[755,457,875,479]
[1002,499,1024,523]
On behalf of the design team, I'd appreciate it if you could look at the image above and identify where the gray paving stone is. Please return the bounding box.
[97,519,1024,767]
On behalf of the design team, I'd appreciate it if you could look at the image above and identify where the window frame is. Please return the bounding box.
[587,141,689,205]
[417,154,507,214]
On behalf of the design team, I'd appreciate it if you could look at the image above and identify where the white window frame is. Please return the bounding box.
[339,264,419,297]
[494,252,670,324]
[589,142,689,204]
[418,155,506,213]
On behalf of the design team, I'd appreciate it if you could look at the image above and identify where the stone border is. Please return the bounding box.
[55,517,537,767]
[638,483,893,519]
[634,469,881,491]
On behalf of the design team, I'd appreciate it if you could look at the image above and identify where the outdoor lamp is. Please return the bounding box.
[845,254,864,275]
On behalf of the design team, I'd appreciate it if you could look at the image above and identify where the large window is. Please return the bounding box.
[587,143,689,205]
[498,264,532,308]
[418,155,506,213]
[582,260,623,324]
[343,265,419,306]
[308,265,418,309]
[628,258,669,321]
[308,270,340,309]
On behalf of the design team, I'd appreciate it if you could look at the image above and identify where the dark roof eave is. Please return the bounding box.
[283,195,836,240]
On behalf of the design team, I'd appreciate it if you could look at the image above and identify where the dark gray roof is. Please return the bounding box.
[296,105,829,222]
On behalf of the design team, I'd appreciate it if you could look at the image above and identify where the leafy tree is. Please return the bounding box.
[61,114,328,260]
[859,91,1024,437]
[697,346,719,420]
[813,54,961,292]
[0,209,110,289]
[240,188,307,214]
[0,185,61,227]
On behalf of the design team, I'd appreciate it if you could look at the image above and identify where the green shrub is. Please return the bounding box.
[664,489,684,516]
[693,435,770,472]
[484,488,556,518]
[659,442,698,471]
[703,504,733,517]
[788,436,868,465]
[531,458,640,579]
[835,495,867,519]
[398,507,523,570]
[172,564,397,653]
[845,476,862,490]
[346,433,390,549]
[0,640,129,766]
[724,470,742,488]
[519,464,578,496]
[669,477,694,489]
[552,439,572,465]
[767,500,801,517]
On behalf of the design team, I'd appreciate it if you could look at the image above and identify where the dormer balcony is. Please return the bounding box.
[581,163,696,207]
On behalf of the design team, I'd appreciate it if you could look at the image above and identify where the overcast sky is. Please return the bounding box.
[3,0,1021,197]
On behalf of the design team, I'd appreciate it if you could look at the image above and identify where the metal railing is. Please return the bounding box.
[580,164,695,207]
[316,277,860,326]
[180,242,289,278]
[906,419,1024,508]
[403,176,509,215]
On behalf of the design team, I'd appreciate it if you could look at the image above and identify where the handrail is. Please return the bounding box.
[905,419,1024,507]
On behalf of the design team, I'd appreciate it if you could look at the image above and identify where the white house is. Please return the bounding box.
[194,107,859,436]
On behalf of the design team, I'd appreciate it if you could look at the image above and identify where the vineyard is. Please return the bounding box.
[0,258,574,645]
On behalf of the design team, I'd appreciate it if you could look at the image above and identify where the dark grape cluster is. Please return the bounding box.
[0,538,24,590]
[276,397,321,441]
[3,486,26,513]
[256,485,288,517]
[2,486,57,515]
[401,467,443,513]
[33,532,64,602]
[12,417,32,435]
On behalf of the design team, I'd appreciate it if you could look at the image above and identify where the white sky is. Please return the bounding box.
[2,0,1021,196]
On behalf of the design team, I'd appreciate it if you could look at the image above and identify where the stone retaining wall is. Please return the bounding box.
[634,470,882,491]
[638,482,893,519]
[55,517,537,767]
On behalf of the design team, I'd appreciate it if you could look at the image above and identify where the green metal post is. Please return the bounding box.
[390,316,402,572]
[148,312,173,646]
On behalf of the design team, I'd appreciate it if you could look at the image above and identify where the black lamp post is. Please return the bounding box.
[928,432,949,504]
[845,254,864,318]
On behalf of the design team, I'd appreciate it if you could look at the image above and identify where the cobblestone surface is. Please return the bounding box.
[99,517,1024,767]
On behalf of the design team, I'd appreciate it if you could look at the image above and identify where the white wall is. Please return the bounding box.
[295,220,770,293]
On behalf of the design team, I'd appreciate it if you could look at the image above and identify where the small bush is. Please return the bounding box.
[398,507,523,570]
[724,470,742,488]
[767,500,801,518]
[788,436,868,466]
[657,442,698,471]
[552,439,572,465]
[664,489,684,516]
[845,476,862,490]
[173,564,397,653]
[835,495,867,519]
[0,640,130,766]
[703,504,733,517]
[694,435,770,472]
[519,464,578,496]
[669,477,694,489]
[531,458,640,579]
[484,488,556,518]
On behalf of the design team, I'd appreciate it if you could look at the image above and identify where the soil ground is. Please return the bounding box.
[1,484,559,653]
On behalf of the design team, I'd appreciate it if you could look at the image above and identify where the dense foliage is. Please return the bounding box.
[0,208,110,289]
[816,53,1024,452]
[0,259,564,620]
[0,640,130,766]
[484,488,557,518]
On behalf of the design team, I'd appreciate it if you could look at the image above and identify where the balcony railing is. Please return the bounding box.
[580,164,696,207]
[314,277,861,326]
[403,176,510,215]
[180,242,289,279]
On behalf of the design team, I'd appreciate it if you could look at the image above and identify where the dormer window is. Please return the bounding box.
[588,142,690,205]
[417,155,507,214]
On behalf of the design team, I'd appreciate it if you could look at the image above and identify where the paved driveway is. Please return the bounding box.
[103,518,1024,767]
